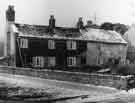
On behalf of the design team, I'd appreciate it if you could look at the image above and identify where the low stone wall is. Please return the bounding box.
[0,66,128,90]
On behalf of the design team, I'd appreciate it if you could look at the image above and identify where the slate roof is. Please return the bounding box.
[14,23,127,44]
[82,28,127,44]
[15,23,80,37]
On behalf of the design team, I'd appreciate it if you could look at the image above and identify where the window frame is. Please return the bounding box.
[20,38,28,48]
[48,57,56,67]
[32,56,44,68]
[67,40,77,50]
[48,40,55,50]
[67,57,76,66]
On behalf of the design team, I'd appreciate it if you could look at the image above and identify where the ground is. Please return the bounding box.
[0,73,135,103]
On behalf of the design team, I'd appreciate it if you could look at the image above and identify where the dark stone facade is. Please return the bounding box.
[16,36,87,69]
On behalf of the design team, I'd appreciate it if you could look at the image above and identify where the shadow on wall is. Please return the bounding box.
[0,41,4,57]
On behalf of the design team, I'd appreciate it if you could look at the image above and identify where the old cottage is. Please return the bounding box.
[5,5,127,69]
[82,28,127,65]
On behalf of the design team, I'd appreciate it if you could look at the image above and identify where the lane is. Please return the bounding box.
[0,73,118,93]
[0,73,125,103]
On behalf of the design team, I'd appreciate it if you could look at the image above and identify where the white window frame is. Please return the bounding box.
[32,56,44,67]
[67,40,76,50]
[48,40,55,49]
[48,57,56,67]
[20,38,28,48]
[67,57,76,66]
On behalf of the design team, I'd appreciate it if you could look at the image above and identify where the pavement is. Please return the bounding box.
[0,73,134,103]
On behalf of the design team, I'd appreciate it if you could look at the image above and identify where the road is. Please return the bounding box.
[0,73,135,103]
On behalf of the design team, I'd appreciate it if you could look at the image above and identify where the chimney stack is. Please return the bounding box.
[86,20,93,27]
[6,5,15,22]
[5,5,15,58]
[77,17,84,29]
[48,15,56,33]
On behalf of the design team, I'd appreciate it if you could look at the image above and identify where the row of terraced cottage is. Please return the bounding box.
[5,5,128,70]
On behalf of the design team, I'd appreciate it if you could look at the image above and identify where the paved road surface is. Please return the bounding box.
[0,73,134,103]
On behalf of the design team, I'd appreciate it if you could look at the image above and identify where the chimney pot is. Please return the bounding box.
[6,5,15,22]
[77,17,84,29]
[49,15,56,33]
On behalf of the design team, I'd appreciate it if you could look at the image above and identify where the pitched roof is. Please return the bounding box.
[15,23,49,36]
[14,23,127,44]
[81,28,127,44]
[15,23,80,37]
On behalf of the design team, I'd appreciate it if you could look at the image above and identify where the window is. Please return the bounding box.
[48,40,55,49]
[48,57,56,67]
[67,57,76,66]
[20,38,28,48]
[67,40,76,50]
[32,56,44,67]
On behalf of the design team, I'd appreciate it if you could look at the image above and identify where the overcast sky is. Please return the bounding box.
[0,0,135,39]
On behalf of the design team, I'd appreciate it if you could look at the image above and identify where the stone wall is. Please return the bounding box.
[86,42,127,65]
[0,66,128,90]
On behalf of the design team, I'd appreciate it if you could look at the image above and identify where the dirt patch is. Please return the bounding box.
[0,86,55,100]
[0,81,61,103]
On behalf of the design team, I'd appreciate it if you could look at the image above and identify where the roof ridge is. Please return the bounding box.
[14,23,127,44]
[15,23,78,29]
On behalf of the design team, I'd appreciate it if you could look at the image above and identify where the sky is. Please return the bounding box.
[0,0,135,40]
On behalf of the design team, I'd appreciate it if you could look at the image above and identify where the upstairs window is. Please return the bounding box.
[20,38,28,48]
[32,56,44,68]
[48,40,55,49]
[48,57,56,67]
[67,40,76,50]
[67,57,76,66]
